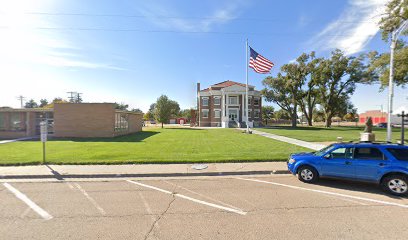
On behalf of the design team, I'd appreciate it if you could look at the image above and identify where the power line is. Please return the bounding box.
[0,25,383,37]
[0,11,380,24]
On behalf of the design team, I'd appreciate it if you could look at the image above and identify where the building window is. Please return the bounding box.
[228,96,238,105]
[0,113,5,131]
[254,98,260,106]
[202,97,209,106]
[115,113,129,132]
[248,110,252,119]
[214,110,221,118]
[202,109,209,118]
[214,96,221,105]
[248,98,252,105]
[10,113,26,131]
[254,110,260,118]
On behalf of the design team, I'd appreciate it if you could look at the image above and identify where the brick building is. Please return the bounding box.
[359,110,387,125]
[0,103,143,139]
[197,80,262,128]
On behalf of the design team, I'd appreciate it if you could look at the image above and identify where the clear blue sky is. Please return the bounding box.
[0,0,407,113]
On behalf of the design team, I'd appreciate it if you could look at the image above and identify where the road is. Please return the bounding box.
[1,174,408,240]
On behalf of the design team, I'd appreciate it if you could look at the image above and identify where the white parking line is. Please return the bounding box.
[127,180,247,215]
[236,178,408,209]
[73,183,106,215]
[3,183,53,220]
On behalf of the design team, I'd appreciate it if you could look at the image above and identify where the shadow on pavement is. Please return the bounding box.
[313,178,407,200]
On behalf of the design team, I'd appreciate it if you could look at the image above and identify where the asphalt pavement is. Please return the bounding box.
[1,174,408,240]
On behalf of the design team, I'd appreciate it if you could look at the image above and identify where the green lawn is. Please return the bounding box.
[0,127,309,165]
[258,126,407,143]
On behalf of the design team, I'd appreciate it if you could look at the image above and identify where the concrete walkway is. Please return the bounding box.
[0,162,290,181]
[0,137,36,144]
[250,129,327,151]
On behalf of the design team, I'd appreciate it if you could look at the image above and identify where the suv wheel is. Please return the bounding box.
[381,175,408,196]
[297,166,318,183]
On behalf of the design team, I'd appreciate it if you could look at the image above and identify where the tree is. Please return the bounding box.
[179,109,192,121]
[378,0,408,41]
[131,108,143,113]
[262,106,274,125]
[143,112,153,121]
[24,99,38,108]
[274,109,291,120]
[154,95,180,128]
[314,49,367,127]
[114,102,129,111]
[39,99,48,108]
[262,53,317,127]
[367,41,408,86]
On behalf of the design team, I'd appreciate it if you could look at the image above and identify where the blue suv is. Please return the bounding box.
[287,143,408,196]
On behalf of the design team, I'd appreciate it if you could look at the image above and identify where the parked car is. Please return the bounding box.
[376,122,387,128]
[287,143,408,196]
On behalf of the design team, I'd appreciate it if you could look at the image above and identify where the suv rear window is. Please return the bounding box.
[354,147,385,160]
[386,148,408,161]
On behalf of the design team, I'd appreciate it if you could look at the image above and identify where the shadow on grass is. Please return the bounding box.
[48,131,160,143]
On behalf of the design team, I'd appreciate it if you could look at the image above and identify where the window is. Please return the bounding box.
[254,110,260,118]
[10,113,25,131]
[213,97,221,105]
[115,113,129,132]
[228,96,238,105]
[254,98,260,106]
[329,148,353,159]
[202,97,209,106]
[202,109,209,118]
[248,98,252,105]
[0,113,5,131]
[387,148,408,161]
[248,110,252,118]
[354,147,385,160]
[214,110,221,118]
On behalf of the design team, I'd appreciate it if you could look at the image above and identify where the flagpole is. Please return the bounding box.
[245,39,250,133]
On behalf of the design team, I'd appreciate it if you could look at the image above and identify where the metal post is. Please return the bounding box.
[387,20,408,142]
[245,39,250,133]
[42,142,46,164]
[401,111,405,145]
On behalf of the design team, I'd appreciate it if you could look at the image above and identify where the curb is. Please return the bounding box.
[0,170,291,180]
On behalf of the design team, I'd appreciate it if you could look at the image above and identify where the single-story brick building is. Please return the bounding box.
[0,103,143,139]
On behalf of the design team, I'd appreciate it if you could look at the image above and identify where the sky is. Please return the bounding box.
[0,0,407,114]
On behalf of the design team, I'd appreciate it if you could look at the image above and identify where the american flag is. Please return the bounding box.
[248,47,274,74]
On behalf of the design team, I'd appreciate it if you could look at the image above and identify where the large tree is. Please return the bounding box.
[24,99,38,108]
[314,49,367,127]
[114,102,129,111]
[154,95,180,128]
[262,52,318,127]
[262,106,274,125]
[367,0,408,86]
[379,0,408,41]
[39,99,48,108]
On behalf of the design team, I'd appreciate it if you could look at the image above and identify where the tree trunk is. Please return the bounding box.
[307,118,313,126]
[161,122,164,128]
[291,108,297,128]
[325,115,332,128]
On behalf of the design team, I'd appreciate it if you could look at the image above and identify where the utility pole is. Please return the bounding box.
[16,95,25,108]
[76,93,83,103]
[67,91,77,103]
[387,20,408,142]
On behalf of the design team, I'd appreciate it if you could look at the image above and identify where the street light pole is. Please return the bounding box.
[387,20,408,142]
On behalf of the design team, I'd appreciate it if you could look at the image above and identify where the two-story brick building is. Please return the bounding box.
[197,80,262,128]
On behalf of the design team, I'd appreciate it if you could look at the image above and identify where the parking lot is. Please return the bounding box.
[1,174,408,240]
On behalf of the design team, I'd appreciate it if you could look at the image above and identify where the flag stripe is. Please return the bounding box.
[248,47,274,74]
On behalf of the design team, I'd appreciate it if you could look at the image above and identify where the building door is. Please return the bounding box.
[228,109,239,121]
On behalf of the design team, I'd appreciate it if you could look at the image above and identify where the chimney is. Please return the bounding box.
[197,82,200,93]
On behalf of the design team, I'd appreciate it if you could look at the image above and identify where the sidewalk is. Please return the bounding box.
[0,162,290,180]
[250,129,327,150]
